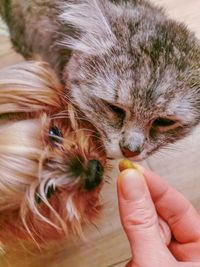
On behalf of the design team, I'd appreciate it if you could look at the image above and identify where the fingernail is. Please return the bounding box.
[159,228,166,244]
[118,169,145,201]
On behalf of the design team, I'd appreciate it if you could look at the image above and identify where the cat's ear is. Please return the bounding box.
[59,0,116,55]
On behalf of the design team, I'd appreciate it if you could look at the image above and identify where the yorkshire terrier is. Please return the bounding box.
[0,61,108,248]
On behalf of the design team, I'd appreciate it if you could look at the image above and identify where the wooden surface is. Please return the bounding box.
[0,1,200,266]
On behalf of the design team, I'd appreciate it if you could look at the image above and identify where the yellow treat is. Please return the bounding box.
[119,159,138,172]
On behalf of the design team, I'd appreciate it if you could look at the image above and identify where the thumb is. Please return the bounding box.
[117,169,167,257]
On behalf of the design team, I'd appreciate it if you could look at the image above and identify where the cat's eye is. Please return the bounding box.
[49,125,63,144]
[108,103,126,120]
[152,117,177,130]
[152,117,176,128]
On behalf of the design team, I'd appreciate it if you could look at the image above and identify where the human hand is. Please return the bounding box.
[117,166,200,267]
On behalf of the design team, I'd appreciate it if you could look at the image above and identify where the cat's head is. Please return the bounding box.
[60,0,200,160]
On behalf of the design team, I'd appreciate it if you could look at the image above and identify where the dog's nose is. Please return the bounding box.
[84,159,104,191]
[120,146,141,158]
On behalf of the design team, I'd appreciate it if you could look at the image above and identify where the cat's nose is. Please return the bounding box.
[84,159,104,191]
[120,145,141,158]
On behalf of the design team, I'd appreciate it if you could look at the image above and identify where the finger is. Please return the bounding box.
[117,169,170,256]
[180,263,200,267]
[170,241,200,261]
[141,167,200,243]
[158,216,171,246]
[125,260,132,267]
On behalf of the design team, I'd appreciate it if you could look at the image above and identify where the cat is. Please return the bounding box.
[0,0,200,161]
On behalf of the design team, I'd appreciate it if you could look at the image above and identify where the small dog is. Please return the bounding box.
[0,61,108,247]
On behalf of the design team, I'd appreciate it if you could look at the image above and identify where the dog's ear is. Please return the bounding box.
[0,61,63,115]
[59,0,116,55]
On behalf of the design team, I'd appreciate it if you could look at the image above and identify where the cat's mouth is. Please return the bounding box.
[106,151,147,162]
[107,155,146,162]
[105,142,147,162]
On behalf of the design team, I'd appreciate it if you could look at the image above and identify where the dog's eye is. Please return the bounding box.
[108,103,126,120]
[49,125,63,144]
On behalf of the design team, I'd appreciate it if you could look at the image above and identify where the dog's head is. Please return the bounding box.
[0,61,108,246]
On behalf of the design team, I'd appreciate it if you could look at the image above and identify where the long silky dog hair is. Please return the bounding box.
[0,61,108,247]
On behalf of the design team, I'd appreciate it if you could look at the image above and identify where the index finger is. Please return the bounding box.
[141,167,200,243]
